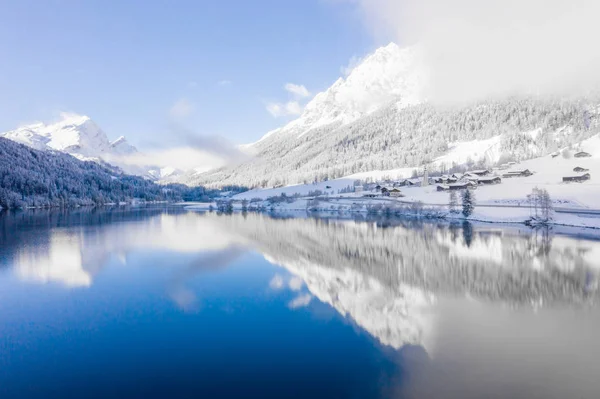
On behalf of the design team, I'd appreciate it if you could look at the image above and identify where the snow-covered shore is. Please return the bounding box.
[183,195,600,230]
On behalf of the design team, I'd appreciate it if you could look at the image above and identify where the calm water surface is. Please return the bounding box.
[1,208,600,398]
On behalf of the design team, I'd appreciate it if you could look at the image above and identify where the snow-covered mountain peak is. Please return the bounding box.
[110,136,138,155]
[2,113,112,157]
[253,43,426,144]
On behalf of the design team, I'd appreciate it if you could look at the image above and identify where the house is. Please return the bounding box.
[451,173,464,180]
[363,193,379,198]
[563,173,591,183]
[436,184,449,192]
[388,188,403,197]
[408,178,422,187]
[573,167,589,172]
[502,169,533,178]
[477,176,502,185]
[448,181,477,190]
[469,169,490,176]
[574,151,592,158]
[398,179,418,187]
[434,175,450,184]
[381,187,389,194]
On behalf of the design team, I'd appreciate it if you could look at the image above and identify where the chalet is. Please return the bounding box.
[469,169,491,176]
[574,151,592,158]
[463,173,480,181]
[375,185,382,190]
[434,175,458,184]
[573,167,589,173]
[398,179,418,187]
[451,173,464,180]
[388,188,403,197]
[436,184,449,192]
[477,176,501,185]
[448,181,477,191]
[381,187,389,194]
[502,169,533,178]
[563,173,591,183]
[434,175,450,184]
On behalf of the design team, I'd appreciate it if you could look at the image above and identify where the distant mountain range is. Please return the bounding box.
[0,113,180,180]
[0,137,183,209]
[181,43,600,188]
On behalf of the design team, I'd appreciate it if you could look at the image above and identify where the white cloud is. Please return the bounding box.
[265,83,311,118]
[344,0,600,103]
[218,80,232,86]
[288,276,304,291]
[269,274,285,290]
[284,83,310,98]
[266,101,303,118]
[288,293,312,309]
[114,147,227,171]
[340,54,364,77]
[169,98,194,118]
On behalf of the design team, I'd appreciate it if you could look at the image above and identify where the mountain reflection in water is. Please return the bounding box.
[1,208,599,399]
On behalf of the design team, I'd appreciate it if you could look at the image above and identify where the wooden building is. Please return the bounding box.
[563,173,591,183]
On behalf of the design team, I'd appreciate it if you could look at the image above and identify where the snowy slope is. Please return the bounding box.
[109,136,138,156]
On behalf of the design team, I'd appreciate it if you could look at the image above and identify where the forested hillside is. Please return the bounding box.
[188,96,600,188]
[0,137,181,209]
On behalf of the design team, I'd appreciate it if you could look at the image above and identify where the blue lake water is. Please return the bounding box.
[1,208,600,398]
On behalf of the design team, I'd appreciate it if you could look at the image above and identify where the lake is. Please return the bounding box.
[1,208,599,399]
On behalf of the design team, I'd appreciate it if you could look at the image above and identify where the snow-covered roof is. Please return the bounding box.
[477,176,501,181]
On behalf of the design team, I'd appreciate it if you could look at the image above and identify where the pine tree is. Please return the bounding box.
[461,189,476,218]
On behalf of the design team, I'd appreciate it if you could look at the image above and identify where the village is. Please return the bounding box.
[351,150,593,200]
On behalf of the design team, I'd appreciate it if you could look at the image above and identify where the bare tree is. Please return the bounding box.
[528,187,553,223]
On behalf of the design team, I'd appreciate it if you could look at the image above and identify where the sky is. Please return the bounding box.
[0,0,379,148]
[3,0,600,171]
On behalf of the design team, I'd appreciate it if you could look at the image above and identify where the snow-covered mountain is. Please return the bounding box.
[2,113,113,157]
[255,43,426,145]
[1,113,178,180]
[185,43,600,188]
